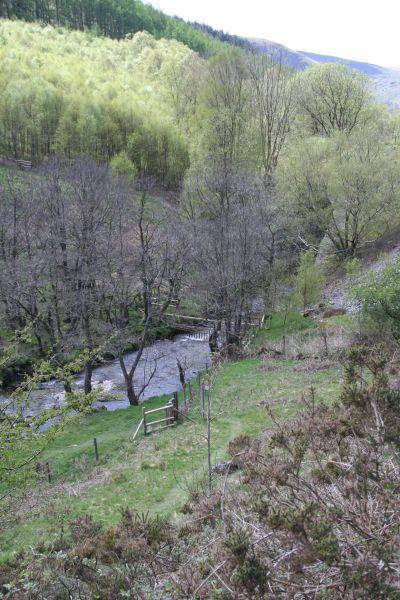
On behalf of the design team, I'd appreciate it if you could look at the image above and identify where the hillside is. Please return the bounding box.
[247,37,400,107]
[247,37,313,70]
[3,0,399,108]
[0,20,200,185]
[2,309,399,597]
[299,50,387,75]
[0,0,230,56]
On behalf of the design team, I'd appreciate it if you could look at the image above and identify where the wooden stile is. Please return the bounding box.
[134,396,179,439]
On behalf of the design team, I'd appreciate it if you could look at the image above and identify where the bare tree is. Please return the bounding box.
[42,158,122,393]
[0,157,132,394]
[186,161,274,356]
[116,180,192,405]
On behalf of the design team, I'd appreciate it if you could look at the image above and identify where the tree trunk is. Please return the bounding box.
[119,356,140,406]
[83,315,94,394]
[33,331,45,357]
[63,381,72,394]
[127,385,139,406]
[84,361,92,394]
[209,329,219,353]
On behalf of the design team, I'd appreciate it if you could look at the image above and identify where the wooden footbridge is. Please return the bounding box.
[151,297,265,343]
[162,312,217,340]
[161,311,265,342]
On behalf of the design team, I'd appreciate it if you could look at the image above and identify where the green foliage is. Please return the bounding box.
[344,256,361,281]
[351,257,400,339]
[296,62,371,136]
[276,128,400,255]
[295,250,324,310]
[340,345,400,448]
[0,21,193,186]
[0,343,102,491]
[225,528,250,563]
[275,63,398,260]
[110,151,137,177]
[0,326,33,387]
[198,49,253,164]
[234,553,267,594]
[254,311,316,348]
[0,0,232,57]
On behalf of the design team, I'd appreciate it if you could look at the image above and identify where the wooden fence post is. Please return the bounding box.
[46,462,51,484]
[173,391,179,422]
[201,383,205,418]
[207,388,212,494]
[166,400,173,425]
[93,438,99,462]
[188,381,192,403]
[142,407,147,435]
[132,416,145,441]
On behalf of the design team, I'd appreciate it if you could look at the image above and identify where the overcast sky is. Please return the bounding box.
[146,0,400,69]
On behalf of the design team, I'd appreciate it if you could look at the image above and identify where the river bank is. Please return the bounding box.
[0,333,211,417]
[0,324,175,390]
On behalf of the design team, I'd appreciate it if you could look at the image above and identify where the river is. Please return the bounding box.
[0,333,211,417]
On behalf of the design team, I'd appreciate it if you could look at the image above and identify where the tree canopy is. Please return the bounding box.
[0,21,197,186]
[0,0,233,56]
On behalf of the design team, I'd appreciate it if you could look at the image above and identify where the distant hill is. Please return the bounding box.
[247,38,312,70]
[298,50,387,76]
[371,69,400,108]
[247,38,400,108]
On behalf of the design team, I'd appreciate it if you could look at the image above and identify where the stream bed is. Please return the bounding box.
[0,333,211,417]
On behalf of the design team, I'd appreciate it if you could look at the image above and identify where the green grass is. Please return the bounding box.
[327,313,358,332]
[165,299,201,319]
[254,312,317,348]
[0,164,46,192]
[0,164,23,184]
[0,355,342,561]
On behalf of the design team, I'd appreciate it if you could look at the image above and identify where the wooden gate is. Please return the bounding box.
[132,393,179,440]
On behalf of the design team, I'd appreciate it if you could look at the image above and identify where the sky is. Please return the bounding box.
[146,0,400,69]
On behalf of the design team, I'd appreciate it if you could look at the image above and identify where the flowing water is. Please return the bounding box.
[0,333,211,418]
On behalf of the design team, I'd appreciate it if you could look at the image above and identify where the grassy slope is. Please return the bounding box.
[253,312,317,347]
[0,342,341,560]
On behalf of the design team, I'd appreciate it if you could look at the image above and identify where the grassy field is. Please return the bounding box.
[253,312,317,348]
[0,350,342,561]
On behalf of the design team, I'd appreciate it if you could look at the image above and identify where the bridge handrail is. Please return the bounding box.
[163,312,217,323]
[15,159,32,169]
